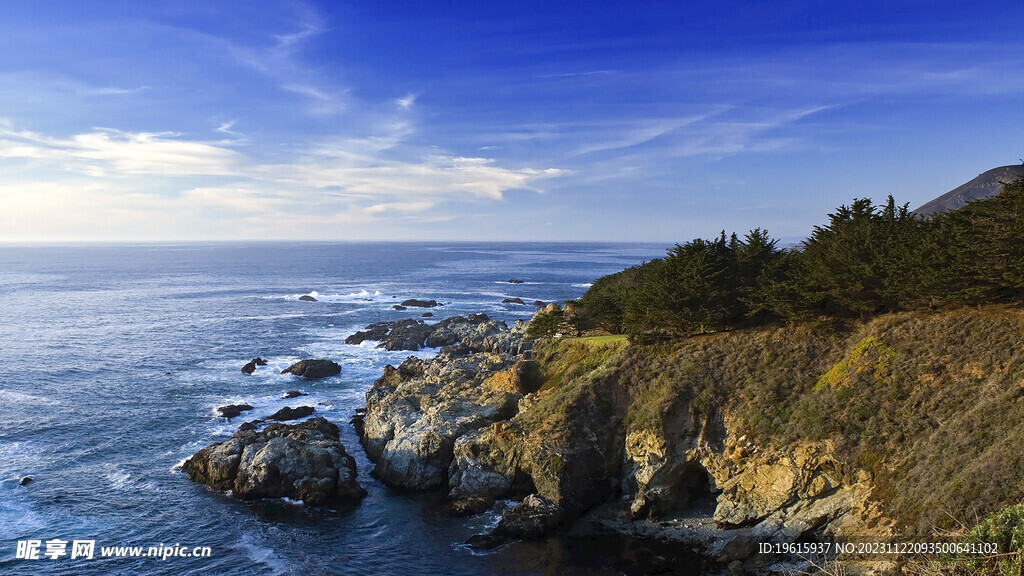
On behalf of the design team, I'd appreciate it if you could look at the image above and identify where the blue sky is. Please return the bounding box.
[0,1,1022,242]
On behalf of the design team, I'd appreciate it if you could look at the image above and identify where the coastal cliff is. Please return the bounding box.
[359,304,1024,572]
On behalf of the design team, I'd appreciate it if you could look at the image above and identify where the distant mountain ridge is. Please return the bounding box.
[914,164,1024,215]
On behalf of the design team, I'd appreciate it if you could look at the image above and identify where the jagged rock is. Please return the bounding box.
[467,495,563,548]
[298,295,317,302]
[182,417,366,506]
[19,476,33,486]
[380,321,432,351]
[241,357,268,374]
[502,298,525,305]
[266,406,315,421]
[281,359,341,379]
[533,300,545,307]
[345,322,391,345]
[401,299,438,308]
[344,314,524,353]
[217,404,255,419]
[282,390,307,399]
[360,349,525,490]
[448,369,626,514]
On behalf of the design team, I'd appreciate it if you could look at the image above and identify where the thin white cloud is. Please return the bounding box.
[79,86,149,97]
[0,127,243,176]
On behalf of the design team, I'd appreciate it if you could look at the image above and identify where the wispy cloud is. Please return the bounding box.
[0,125,243,176]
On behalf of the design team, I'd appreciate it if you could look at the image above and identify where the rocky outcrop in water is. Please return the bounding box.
[344,314,532,354]
[217,404,254,419]
[298,294,318,302]
[466,494,563,548]
[241,357,268,374]
[401,299,438,308]
[266,406,315,421]
[182,417,365,506]
[360,350,534,490]
[281,359,341,379]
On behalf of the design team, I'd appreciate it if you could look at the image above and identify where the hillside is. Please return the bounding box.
[914,165,1024,216]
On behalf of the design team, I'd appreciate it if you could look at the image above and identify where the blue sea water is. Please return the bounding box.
[0,242,699,576]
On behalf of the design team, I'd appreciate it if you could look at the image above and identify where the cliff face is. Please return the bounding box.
[360,305,1024,563]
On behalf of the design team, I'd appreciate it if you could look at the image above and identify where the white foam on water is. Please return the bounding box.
[0,389,59,406]
[235,533,290,576]
[283,289,391,304]
[103,465,134,490]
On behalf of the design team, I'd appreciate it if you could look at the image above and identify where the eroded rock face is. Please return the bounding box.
[620,407,891,545]
[182,417,366,506]
[360,351,525,490]
[281,359,341,379]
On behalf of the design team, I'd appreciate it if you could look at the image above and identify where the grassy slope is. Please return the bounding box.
[532,305,1024,539]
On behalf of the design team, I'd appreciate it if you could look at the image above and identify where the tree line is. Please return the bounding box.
[554,170,1024,339]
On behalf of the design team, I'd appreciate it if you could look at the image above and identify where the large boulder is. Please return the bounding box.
[281,359,341,379]
[182,417,366,506]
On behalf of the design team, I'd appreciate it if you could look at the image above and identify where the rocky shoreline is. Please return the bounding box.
[350,307,893,573]
[182,307,893,574]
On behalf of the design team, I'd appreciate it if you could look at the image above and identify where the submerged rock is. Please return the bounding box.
[507,279,524,284]
[282,390,308,399]
[281,359,341,379]
[502,298,525,305]
[241,357,268,375]
[19,476,33,486]
[182,417,366,506]
[217,404,255,419]
[298,294,317,302]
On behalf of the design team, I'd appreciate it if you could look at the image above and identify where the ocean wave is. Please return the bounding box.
[284,289,390,304]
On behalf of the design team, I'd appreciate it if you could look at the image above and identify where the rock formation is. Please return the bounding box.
[359,309,893,564]
[281,359,341,379]
[182,417,366,506]
[266,406,315,421]
[344,314,531,354]
[217,404,254,419]
[241,357,268,374]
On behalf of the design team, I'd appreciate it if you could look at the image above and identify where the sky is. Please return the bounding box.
[0,0,1022,243]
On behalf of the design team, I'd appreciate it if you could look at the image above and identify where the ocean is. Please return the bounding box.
[0,241,704,576]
